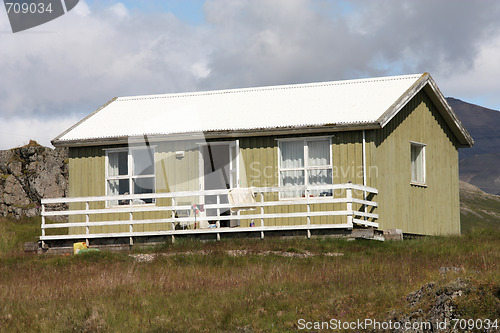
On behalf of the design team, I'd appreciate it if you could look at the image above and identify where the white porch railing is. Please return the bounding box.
[40,183,378,245]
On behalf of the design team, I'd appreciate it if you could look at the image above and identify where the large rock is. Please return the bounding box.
[384,278,499,333]
[0,140,68,218]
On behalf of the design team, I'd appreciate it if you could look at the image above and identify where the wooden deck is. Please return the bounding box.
[40,183,378,247]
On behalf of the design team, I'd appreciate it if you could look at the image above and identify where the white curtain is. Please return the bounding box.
[281,141,304,168]
[308,169,333,196]
[308,169,333,185]
[280,141,305,198]
[281,170,305,198]
[107,180,119,205]
[108,153,120,177]
[308,140,330,166]
[108,151,128,176]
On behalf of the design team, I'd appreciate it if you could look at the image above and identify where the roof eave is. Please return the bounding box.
[423,76,474,147]
[377,73,429,127]
[51,122,382,148]
[51,97,118,146]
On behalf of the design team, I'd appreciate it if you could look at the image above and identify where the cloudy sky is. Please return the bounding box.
[1,0,500,149]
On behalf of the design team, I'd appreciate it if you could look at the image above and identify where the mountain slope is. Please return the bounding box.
[447,97,500,159]
[447,97,500,195]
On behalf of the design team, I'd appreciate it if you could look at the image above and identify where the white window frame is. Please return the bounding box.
[410,141,426,186]
[277,137,333,199]
[104,146,156,207]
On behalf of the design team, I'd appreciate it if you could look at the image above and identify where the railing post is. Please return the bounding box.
[41,203,46,248]
[216,192,221,241]
[260,192,265,239]
[216,219,221,242]
[306,190,311,239]
[216,194,221,240]
[85,201,90,246]
[171,197,176,243]
[171,197,176,230]
[346,187,353,227]
[129,211,134,246]
[364,189,368,221]
[216,194,221,220]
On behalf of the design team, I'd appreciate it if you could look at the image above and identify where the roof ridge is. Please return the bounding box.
[117,74,423,102]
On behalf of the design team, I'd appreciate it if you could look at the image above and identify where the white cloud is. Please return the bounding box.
[108,3,129,18]
[190,62,211,79]
[72,0,91,17]
[0,116,81,149]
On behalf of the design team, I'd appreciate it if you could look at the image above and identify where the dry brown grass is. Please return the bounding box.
[0,228,499,332]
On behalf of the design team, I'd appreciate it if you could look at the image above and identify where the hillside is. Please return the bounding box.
[447,97,500,195]
[459,180,500,232]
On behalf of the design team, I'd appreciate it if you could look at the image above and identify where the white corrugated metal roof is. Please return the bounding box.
[55,74,425,143]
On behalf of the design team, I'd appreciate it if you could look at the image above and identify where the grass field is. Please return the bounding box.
[0,215,499,332]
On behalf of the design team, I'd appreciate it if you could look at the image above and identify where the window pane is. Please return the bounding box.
[108,151,128,176]
[133,177,155,204]
[411,144,424,183]
[107,179,130,205]
[281,141,304,168]
[308,140,330,166]
[411,146,417,180]
[280,170,305,198]
[132,148,155,176]
[308,169,333,196]
[308,169,332,185]
[416,148,423,181]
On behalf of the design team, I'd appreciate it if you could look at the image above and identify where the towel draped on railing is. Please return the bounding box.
[228,188,256,212]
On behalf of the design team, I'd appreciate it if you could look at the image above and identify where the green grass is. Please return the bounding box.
[0,216,40,254]
[0,214,499,332]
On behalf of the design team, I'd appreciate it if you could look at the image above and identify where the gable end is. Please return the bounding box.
[377,73,473,148]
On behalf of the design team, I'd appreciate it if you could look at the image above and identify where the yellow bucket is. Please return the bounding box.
[73,242,88,255]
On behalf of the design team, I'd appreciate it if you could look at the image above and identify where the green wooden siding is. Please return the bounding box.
[371,90,460,235]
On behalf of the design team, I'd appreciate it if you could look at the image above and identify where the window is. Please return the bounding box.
[410,142,425,185]
[278,138,332,198]
[106,147,155,205]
